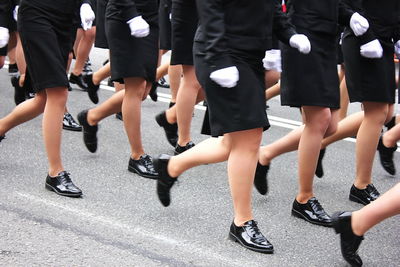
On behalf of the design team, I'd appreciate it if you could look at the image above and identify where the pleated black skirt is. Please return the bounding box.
[342,33,396,104]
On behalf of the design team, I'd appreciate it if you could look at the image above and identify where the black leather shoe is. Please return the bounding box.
[63,112,82,132]
[292,197,333,227]
[377,136,396,175]
[8,63,18,76]
[115,112,123,121]
[0,135,5,142]
[169,102,175,108]
[45,171,82,197]
[332,211,364,267]
[349,184,380,205]
[254,163,269,195]
[11,76,26,105]
[84,74,100,104]
[77,110,98,153]
[228,220,274,254]
[155,111,178,147]
[149,82,158,102]
[69,73,88,90]
[157,77,170,88]
[315,148,325,178]
[128,154,158,179]
[174,141,195,155]
[153,154,177,207]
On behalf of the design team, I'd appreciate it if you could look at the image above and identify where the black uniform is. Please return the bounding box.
[340,0,400,103]
[280,0,341,109]
[18,0,92,92]
[95,0,108,48]
[106,0,159,83]
[0,0,18,56]
[170,0,198,66]
[194,0,295,137]
[159,0,171,50]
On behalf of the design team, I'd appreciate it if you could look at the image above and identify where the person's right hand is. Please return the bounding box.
[289,34,311,54]
[360,39,383,58]
[0,27,10,48]
[350,12,369,36]
[209,66,239,88]
[127,16,150,38]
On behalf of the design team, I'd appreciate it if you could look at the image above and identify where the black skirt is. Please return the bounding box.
[281,30,340,108]
[159,0,171,50]
[342,33,396,104]
[95,0,108,49]
[18,1,73,92]
[194,41,269,137]
[170,0,198,66]
[106,18,159,82]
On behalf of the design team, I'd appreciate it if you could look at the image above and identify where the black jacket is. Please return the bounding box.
[106,0,158,26]
[0,0,19,28]
[24,0,93,15]
[340,0,400,43]
[195,0,296,70]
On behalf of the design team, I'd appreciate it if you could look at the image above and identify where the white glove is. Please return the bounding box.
[360,39,383,58]
[80,3,95,31]
[127,16,150,38]
[0,27,9,48]
[210,66,239,88]
[289,34,311,54]
[394,40,400,59]
[13,5,19,22]
[350,12,369,36]
[263,49,282,72]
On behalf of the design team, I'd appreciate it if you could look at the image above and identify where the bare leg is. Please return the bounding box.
[168,137,230,177]
[352,183,400,236]
[264,70,280,89]
[168,64,182,103]
[7,31,17,65]
[227,128,263,226]
[354,102,390,189]
[297,106,332,203]
[0,91,47,135]
[382,122,400,147]
[321,111,364,148]
[338,78,349,120]
[15,34,27,86]
[123,77,146,159]
[156,62,170,81]
[176,65,201,146]
[42,87,68,176]
[87,89,125,126]
[92,62,111,86]
[265,82,281,101]
[72,28,96,76]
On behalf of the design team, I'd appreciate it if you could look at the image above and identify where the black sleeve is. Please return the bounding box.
[272,0,296,45]
[0,0,11,28]
[395,10,400,43]
[338,0,375,44]
[112,0,139,21]
[197,0,233,70]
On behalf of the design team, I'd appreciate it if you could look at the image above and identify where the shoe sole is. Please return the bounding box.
[349,194,369,205]
[291,209,333,228]
[63,126,83,132]
[228,232,274,254]
[128,165,158,180]
[45,183,82,198]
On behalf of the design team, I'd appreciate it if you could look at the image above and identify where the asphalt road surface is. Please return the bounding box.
[0,49,399,266]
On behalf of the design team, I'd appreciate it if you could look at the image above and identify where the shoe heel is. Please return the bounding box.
[228,232,238,243]
[291,209,302,219]
[349,194,366,205]
[45,183,54,192]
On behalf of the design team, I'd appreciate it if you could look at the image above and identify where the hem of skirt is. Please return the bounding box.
[210,122,270,137]
[281,102,340,109]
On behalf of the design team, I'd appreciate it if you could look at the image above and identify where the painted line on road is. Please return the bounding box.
[15,191,243,267]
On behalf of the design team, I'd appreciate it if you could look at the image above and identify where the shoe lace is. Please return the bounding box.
[141,155,156,172]
[309,198,325,215]
[59,171,73,185]
[245,221,266,242]
[367,184,379,197]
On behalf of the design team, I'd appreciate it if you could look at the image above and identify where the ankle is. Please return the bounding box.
[177,139,191,147]
[131,151,145,161]
[92,73,100,86]
[72,70,81,76]
[165,109,176,124]
[48,168,63,177]
[353,181,369,190]
[296,193,314,204]
[87,110,97,126]
[351,211,365,236]
[234,217,253,227]
[167,157,180,178]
